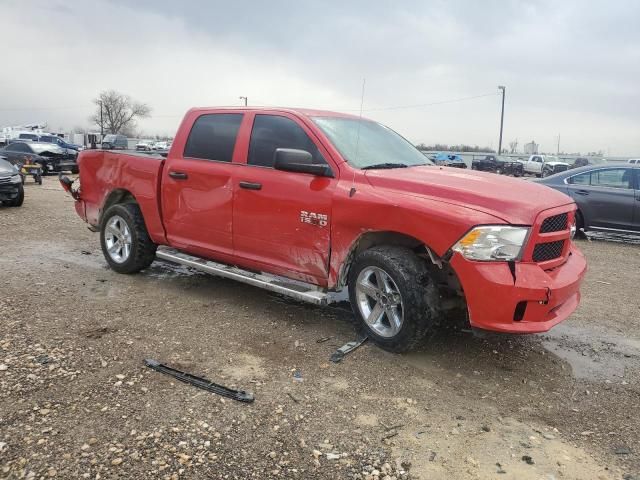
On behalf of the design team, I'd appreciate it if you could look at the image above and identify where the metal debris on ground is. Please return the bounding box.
[316,336,332,343]
[521,455,535,465]
[144,359,254,403]
[330,335,368,363]
[292,370,304,382]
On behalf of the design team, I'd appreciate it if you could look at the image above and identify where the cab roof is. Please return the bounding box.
[186,106,364,120]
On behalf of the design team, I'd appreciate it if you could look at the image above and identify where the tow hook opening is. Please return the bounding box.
[513,301,527,321]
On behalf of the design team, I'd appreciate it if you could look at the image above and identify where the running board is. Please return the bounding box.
[155,247,340,305]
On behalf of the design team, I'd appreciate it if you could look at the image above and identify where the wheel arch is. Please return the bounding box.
[335,230,458,289]
[100,188,139,225]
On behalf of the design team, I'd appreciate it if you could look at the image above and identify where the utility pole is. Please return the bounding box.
[99,100,104,137]
[239,96,248,106]
[497,86,506,155]
[557,134,560,155]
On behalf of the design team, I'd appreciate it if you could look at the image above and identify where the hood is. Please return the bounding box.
[364,165,574,225]
[546,161,569,166]
[0,158,18,176]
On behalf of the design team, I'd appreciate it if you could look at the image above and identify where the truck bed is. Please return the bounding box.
[76,149,167,244]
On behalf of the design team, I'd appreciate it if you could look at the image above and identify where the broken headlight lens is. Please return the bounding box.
[452,226,530,261]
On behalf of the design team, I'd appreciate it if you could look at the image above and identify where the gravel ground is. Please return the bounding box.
[0,177,638,480]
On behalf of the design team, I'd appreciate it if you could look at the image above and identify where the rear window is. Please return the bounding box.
[184,114,243,162]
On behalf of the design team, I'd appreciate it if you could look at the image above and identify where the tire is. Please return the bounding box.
[574,210,587,238]
[496,168,503,175]
[71,167,79,175]
[35,174,42,185]
[38,162,48,176]
[348,246,442,353]
[100,203,157,274]
[535,173,542,178]
[4,184,24,207]
[541,169,549,177]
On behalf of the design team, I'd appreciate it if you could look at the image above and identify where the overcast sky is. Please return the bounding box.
[2,0,639,155]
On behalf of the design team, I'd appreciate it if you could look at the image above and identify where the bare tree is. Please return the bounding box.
[91,90,151,135]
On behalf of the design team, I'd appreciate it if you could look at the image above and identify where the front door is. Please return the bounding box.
[232,113,338,286]
[161,112,245,260]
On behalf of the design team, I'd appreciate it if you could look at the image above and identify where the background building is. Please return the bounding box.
[524,140,539,154]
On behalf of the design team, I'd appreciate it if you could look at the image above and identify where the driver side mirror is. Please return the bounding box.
[273,148,333,177]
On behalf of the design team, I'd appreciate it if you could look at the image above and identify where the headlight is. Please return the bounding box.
[10,174,22,184]
[452,226,530,261]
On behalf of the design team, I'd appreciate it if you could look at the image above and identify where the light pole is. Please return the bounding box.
[497,86,506,155]
[239,96,248,106]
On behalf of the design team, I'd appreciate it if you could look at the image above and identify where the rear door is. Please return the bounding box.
[161,112,244,260]
[232,113,338,285]
[567,167,635,230]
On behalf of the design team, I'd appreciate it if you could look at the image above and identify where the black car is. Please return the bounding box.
[0,141,78,174]
[101,134,129,150]
[471,155,524,176]
[537,163,639,234]
[0,157,24,207]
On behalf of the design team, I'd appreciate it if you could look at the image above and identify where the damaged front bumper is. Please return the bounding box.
[450,243,587,333]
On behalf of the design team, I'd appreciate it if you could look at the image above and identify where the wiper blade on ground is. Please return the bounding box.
[361,163,409,170]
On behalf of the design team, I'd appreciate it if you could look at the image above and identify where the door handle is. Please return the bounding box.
[239,181,262,190]
[575,189,589,196]
[168,171,188,180]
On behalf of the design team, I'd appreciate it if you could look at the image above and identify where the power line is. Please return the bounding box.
[361,92,499,112]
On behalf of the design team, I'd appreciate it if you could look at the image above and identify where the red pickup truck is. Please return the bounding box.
[61,107,586,352]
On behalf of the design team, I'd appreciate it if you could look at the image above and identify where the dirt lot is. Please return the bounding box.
[0,178,638,480]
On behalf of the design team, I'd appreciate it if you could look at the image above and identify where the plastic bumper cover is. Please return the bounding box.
[450,243,586,333]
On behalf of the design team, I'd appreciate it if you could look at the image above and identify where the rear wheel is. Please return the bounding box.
[100,203,157,273]
[575,210,586,238]
[348,246,442,353]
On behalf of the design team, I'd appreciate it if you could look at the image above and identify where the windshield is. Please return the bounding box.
[312,117,432,169]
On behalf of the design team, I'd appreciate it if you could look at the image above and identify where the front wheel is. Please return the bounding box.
[348,246,442,353]
[4,184,24,207]
[100,203,157,274]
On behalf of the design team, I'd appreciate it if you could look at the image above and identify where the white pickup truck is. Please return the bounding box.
[523,155,570,177]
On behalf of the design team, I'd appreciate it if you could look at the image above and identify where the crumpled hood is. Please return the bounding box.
[546,161,569,166]
[0,158,18,176]
[364,165,574,225]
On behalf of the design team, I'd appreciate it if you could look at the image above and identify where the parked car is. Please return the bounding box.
[0,156,24,206]
[627,159,640,164]
[101,134,128,150]
[571,157,606,168]
[471,155,523,176]
[60,106,586,353]
[38,134,84,152]
[523,155,570,177]
[17,132,40,141]
[0,142,77,174]
[433,153,467,168]
[537,163,639,234]
[152,141,170,151]
[136,140,154,151]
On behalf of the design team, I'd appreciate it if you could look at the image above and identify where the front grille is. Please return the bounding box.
[533,240,565,262]
[540,213,568,233]
[553,165,568,173]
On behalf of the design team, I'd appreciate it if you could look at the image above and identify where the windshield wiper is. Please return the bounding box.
[361,163,408,170]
